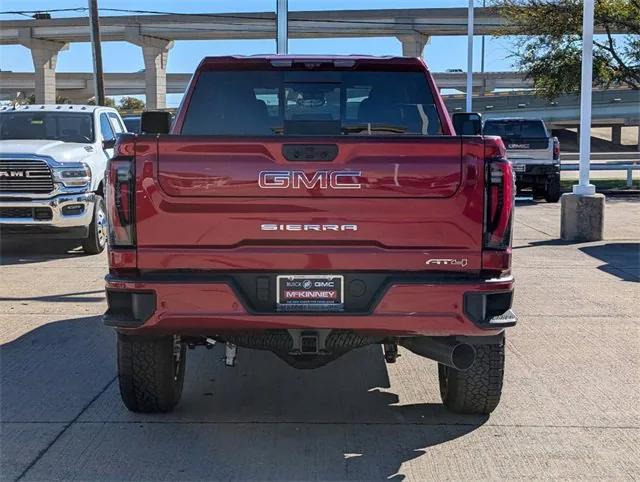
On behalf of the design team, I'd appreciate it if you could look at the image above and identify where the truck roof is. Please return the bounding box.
[0,104,117,113]
[197,54,429,69]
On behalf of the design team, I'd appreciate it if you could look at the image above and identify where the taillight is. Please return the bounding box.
[484,138,515,250]
[552,137,560,161]
[106,137,136,247]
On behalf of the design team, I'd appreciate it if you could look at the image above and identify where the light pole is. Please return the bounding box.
[560,0,603,242]
[466,0,474,112]
[481,0,485,74]
[574,0,595,195]
[276,0,288,55]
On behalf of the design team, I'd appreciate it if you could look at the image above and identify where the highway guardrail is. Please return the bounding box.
[561,162,639,187]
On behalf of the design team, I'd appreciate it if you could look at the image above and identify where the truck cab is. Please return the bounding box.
[0,104,127,253]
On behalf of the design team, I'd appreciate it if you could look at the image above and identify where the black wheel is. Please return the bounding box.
[82,195,107,255]
[544,175,561,203]
[117,334,186,413]
[438,335,505,415]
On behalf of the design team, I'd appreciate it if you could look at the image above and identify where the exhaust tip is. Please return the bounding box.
[451,343,476,370]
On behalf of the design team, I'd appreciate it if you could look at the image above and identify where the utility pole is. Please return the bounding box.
[276,0,288,55]
[88,0,105,105]
[466,0,474,111]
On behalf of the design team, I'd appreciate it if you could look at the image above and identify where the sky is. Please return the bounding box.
[0,0,519,106]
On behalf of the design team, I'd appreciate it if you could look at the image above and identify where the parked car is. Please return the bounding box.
[483,117,561,202]
[104,55,516,415]
[0,104,126,254]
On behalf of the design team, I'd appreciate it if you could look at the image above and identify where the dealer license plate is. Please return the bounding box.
[512,164,526,172]
[276,275,344,312]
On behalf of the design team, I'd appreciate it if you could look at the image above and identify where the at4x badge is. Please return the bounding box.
[425,258,468,267]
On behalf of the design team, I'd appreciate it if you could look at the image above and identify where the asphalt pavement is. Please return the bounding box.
[1,198,639,481]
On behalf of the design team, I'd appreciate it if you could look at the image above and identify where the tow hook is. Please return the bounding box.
[383,341,399,363]
[225,342,237,367]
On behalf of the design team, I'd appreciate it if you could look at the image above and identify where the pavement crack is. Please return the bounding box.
[14,375,116,482]
[514,220,554,237]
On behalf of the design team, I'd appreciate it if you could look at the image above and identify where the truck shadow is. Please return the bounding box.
[1,316,488,481]
[580,242,640,282]
[0,238,91,266]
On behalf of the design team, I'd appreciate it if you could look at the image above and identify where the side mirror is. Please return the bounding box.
[141,111,172,135]
[102,138,116,149]
[452,112,482,136]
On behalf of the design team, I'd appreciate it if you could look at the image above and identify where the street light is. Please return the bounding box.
[574,0,596,195]
[560,0,603,242]
[466,0,474,112]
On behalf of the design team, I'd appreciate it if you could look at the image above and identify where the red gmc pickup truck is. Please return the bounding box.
[104,55,516,415]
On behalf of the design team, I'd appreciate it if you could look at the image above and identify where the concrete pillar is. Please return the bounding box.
[18,29,68,104]
[481,79,496,95]
[611,125,622,145]
[560,193,605,242]
[397,33,430,58]
[125,27,173,110]
[142,44,173,110]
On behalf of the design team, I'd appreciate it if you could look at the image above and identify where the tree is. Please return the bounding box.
[14,94,71,105]
[88,96,116,107]
[490,0,640,99]
[118,96,146,112]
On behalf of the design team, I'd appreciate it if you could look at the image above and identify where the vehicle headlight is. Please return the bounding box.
[52,163,91,188]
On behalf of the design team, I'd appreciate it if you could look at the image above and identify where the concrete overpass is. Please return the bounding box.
[0,70,533,101]
[444,88,640,127]
[0,7,629,108]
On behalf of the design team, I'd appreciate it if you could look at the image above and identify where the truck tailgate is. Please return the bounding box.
[133,136,486,271]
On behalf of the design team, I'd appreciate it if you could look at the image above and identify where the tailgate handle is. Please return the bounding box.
[282,144,338,162]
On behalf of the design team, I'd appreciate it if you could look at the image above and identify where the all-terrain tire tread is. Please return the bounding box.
[117,335,185,413]
[439,338,505,415]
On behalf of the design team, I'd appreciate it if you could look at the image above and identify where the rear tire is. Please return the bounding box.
[544,175,561,203]
[82,195,107,255]
[438,335,505,415]
[117,334,186,413]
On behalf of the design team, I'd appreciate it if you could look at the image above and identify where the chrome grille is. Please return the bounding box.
[0,159,54,194]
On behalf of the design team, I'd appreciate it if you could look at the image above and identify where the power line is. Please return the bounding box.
[0,8,88,15]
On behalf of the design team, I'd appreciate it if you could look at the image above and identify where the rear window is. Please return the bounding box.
[122,116,141,133]
[483,120,547,139]
[181,70,443,136]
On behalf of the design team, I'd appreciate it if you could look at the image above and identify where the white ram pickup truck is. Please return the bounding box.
[0,104,126,254]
